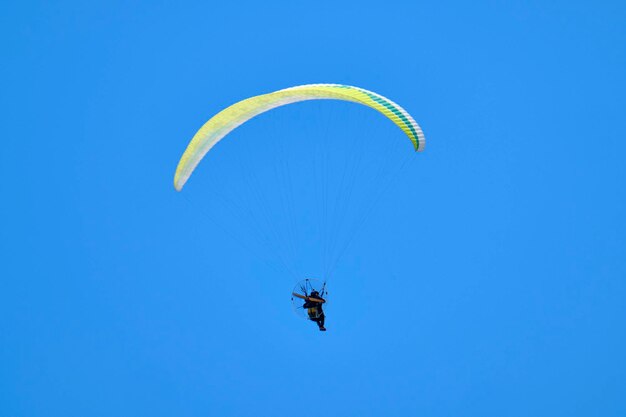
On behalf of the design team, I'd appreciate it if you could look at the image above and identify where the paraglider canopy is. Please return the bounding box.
[173,84,425,191]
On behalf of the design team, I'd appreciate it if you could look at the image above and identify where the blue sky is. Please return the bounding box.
[2,0,625,416]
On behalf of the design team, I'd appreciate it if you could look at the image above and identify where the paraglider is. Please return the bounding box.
[291,279,327,331]
[174,84,426,331]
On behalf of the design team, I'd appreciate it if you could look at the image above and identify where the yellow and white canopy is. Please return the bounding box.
[174,84,425,191]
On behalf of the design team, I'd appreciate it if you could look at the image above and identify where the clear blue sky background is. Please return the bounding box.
[2,0,625,416]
